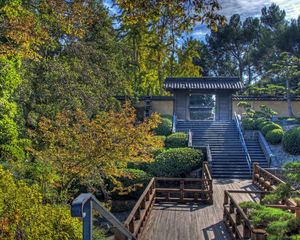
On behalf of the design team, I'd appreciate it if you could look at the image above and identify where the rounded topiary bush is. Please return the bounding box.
[266,129,284,145]
[282,126,300,155]
[165,132,188,148]
[261,123,282,136]
[153,117,172,136]
[112,168,153,199]
[242,118,256,130]
[254,117,266,129]
[160,114,173,121]
[258,120,270,130]
[148,148,203,177]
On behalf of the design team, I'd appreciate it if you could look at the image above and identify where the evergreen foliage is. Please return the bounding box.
[266,129,284,144]
[282,126,300,155]
[148,148,203,177]
[165,133,188,148]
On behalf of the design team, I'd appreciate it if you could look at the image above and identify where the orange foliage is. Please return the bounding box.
[31,103,163,193]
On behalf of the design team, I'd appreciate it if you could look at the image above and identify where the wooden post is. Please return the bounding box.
[114,229,128,240]
[128,221,134,234]
[243,223,251,239]
[224,191,228,205]
[252,229,267,240]
[229,198,235,214]
[236,210,241,225]
[180,180,184,202]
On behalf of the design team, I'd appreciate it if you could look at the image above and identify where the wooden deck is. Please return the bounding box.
[139,179,260,240]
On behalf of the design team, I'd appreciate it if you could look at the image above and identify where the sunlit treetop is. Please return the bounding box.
[0,0,97,59]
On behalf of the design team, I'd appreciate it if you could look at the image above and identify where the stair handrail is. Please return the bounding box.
[188,129,193,147]
[258,131,274,167]
[71,193,135,240]
[172,114,176,133]
[234,112,252,175]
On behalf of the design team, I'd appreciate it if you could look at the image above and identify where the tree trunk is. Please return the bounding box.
[158,53,163,95]
[286,79,295,118]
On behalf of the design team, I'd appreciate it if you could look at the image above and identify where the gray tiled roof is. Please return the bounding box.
[164,77,243,90]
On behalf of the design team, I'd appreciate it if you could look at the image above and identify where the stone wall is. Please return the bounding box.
[130,97,300,118]
[233,100,300,117]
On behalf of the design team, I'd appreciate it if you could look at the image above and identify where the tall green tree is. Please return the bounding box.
[115,0,225,95]
[269,52,300,117]
[18,1,130,129]
[203,14,260,84]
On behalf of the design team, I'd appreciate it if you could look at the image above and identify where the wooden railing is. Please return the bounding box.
[124,162,213,239]
[71,193,135,240]
[252,163,285,191]
[223,190,268,240]
[124,178,156,239]
[252,163,300,217]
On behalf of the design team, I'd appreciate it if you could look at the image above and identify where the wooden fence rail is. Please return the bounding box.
[252,163,285,191]
[124,161,213,239]
[252,163,300,217]
[223,190,268,240]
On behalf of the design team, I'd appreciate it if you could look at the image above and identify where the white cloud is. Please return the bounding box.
[192,0,300,41]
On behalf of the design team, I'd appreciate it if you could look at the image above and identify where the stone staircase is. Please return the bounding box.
[245,138,268,168]
[176,120,252,179]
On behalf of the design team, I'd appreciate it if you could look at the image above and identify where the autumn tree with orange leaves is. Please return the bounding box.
[31,103,164,201]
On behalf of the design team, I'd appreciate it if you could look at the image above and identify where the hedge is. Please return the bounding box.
[165,132,188,148]
[254,117,266,129]
[282,126,300,155]
[266,129,284,145]
[148,148,203,177]
[242,118,256,130]
[153,117,172,136]
[258,121,270,131]
[112,168,153,199]
[261,123,282,136]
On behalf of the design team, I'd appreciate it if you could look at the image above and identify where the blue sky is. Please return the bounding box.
[104,0,300,41]
[191,0,300,41]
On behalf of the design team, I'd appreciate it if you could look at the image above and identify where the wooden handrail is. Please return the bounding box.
[71,193,135,240]
[223,190,267,240]
[252,163,285,191]
[124,178,156,238]
[202,161,212,181]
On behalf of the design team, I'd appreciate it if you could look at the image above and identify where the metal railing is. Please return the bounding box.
[188,129,193,147]
[258,131,274,167]
[71,193,135,240]
[234,112,252,175]
[172,114,176,133]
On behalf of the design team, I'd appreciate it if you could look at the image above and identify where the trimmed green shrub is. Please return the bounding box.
[160,114,173,121]
[261,123,282,136]
[239,201,299,239]
[112,168,153,199]
[165,132,188,148]
[148,148,203,177]
[258,120,270,130]
[242,118,256,130]
[254,117,266,129]
[266,129,284,145]
[153,117,172,136]
[282,126,300,155]
[155,135,166,143]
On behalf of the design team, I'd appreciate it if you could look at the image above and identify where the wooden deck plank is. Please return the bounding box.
[139,179,258,240]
